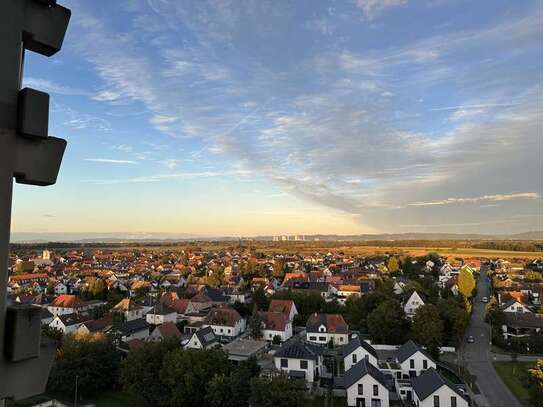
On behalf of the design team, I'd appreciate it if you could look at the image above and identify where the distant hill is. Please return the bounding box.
[10,230,543,243]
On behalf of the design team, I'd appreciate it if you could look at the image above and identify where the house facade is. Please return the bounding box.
[274,341,324,383]
[306,313,349,346]
[345,359,391,407]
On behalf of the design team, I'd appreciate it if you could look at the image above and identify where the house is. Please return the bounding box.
[119,318,150,342]
[146,303,177,325]
[404,291,425,319]
[412,368,468,407]
[49,313,90,335]
[148,321,182,342]
[502,312,543,339]
[47,294,87,317]
[41,308,54,325]
[344,359,391,407]
[54,282,68,295]
[184,326,219,349]
[274,340,324,383]
[203,307,245,339]
[76,316,113,336]
[306,313,349,346]
[501,298,532,314]
[113,298,145,321]
[395,340,436,378]
[259,311,292,342]
[342,336,379,371]
[268,299,298,322]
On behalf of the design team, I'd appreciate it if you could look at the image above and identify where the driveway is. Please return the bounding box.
[461,265,522,407]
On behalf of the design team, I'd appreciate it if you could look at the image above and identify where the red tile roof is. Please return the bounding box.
[51,294,83,308]
[268,299,294,317]
[260,311,288,331]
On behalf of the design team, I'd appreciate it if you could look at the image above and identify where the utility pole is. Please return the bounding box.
[0,0,70,402]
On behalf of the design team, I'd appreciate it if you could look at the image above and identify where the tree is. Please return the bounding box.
[438,296,469,345]
[387,256,400,273]
[252,286,269,310]
[120,339,178,406]
[249,305,263,339]
[411,304,444,358]
[528,359,543,406]
[160,348,230,407]
[249,374,306,407]
[47,333,121,399]
[458,266,476,299]
[367,300,409,344]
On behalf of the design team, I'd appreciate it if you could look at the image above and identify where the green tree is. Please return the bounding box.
[252,286,269,310]
[367,299,409,344]
[411,304,444,358]
[249,305,263,339]
[249,374,306,407]
[120,339,178,406]
[47,334,121,399]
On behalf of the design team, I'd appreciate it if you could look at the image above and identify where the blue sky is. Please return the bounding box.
[11,0,543,236]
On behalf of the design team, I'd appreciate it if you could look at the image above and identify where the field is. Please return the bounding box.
[493,362,535,407]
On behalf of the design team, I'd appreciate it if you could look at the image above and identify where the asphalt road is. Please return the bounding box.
[461,265,522,407]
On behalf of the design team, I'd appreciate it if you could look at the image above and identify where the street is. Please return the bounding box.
[461,265,522,407]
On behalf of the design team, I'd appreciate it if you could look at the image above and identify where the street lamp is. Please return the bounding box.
[0,0,70,402]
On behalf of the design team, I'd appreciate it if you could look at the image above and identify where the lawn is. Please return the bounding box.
[493,362,535,407]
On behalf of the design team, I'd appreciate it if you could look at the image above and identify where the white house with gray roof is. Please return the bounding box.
[184,326,219,349]
[395,340,436,378]
[344,359,391,407]
[274,340,324,383]
[404,291,425,319]
[412,368,468,407]
[342,336,379,371]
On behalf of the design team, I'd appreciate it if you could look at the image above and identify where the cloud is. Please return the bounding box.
[23,77,90,96]
[356,0,408,19]
[408,193,540,207]
[84,158,137,164]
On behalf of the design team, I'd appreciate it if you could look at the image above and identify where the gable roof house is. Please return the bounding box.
[47,294,88,317]
[148,321,182,342]
[145,303,177,325]
[184,326,219,349]
[119,318,150,342]
[203,307,245,339]
[259,311,293,343]
[76,315,113,336]
[306,313,349,346]
[113,298,145,321]
[501,298,532,314]
[404,291,425,319]
[342,336,379,371]
[412,368,468,407]
[49,313,91,335]
[395,340,436,378]
[268,299,298,322]
[344,359,391,407]
[274,340,324,384]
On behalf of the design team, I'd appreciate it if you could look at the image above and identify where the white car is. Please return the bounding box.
[482,297,488,303]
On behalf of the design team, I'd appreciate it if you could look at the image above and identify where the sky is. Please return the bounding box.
[11,0,543,237]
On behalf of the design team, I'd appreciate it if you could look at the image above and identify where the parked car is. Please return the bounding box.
[467,335,475,343]
[482,297,488,303]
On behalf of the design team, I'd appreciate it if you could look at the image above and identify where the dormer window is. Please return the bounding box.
[319,325,326,333]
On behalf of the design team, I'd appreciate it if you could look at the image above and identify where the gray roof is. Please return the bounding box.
[341,336,378,359]
[275,340,323,361]
[120,318,150,336]
[344,359,389,389]
[193,326,218,347]
[146,303,176,316]
[395,340,434,363]
[412,368,467,402]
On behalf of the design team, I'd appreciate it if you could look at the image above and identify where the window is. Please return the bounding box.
[309,336,317,341]
[319,336,326,341]
[373,385,378,396]
[433,395,440,407]
[410,359,415,369]
[358,384,363,395]
[451,396,457,407]
[423,360,428,369]
[300,360,308,369]
[280,358,288,368]
[353,354,357,364]
[339,337,344,342]
[370,399,381,407]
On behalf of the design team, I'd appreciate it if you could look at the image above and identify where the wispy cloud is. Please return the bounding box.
[23,77,90,96]
[408,193,540,207]
[84,158,137,164]
[356,0,408,20]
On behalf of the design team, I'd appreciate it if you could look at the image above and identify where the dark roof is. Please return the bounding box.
[396,340,434,363]
[504,312,543,328]
[344,359,389,389]
[275,340,323,361]
[146,303,176,316]
[204,287,228,303]
[120,318,150,336]
[40,308,54,319]
[58,313,90,326]
[341,336,378,359]
[412,368,467,402]
[194,326,218,347]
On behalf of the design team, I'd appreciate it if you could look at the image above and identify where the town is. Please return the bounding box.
[6,242,543,407]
